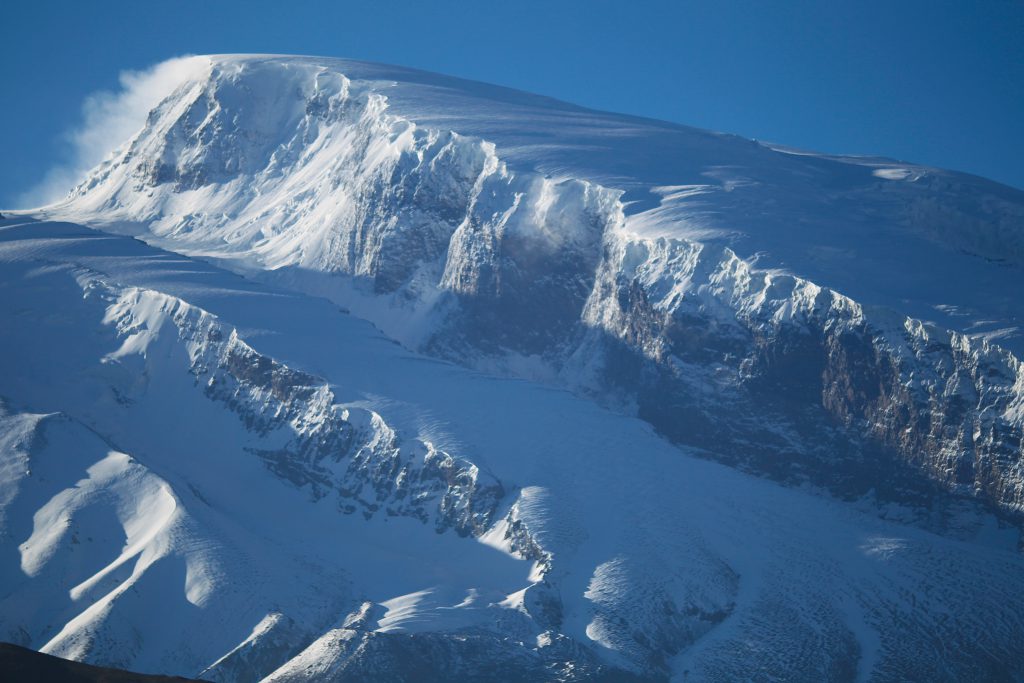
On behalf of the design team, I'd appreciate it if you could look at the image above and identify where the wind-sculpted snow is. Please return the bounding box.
[102,285,502,535]
[62,57,623,356]
[47,55,1024,524]
[1,217,1024,680]
[0,401,348,678]
[4,53,1024,681]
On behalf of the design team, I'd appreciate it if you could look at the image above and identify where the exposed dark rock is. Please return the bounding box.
[0,642,207,683]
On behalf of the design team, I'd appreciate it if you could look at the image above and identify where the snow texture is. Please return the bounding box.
[1,55,1023,681]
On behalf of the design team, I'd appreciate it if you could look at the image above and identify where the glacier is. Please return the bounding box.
[1,54,1023,681]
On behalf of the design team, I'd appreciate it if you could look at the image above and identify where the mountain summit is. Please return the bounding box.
[3,55,1024,681]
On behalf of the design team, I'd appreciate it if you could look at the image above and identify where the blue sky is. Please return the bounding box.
[2,0,1022,207]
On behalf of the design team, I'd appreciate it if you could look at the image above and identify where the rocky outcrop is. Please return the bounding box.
[102,284,503,536]
[573,236,1024,520]
[57,55,1024,529]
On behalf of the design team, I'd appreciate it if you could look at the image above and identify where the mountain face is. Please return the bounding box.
[53,55,1024,523]
[2,54,1023,681]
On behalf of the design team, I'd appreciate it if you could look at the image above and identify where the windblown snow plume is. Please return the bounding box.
[18,55,210,207]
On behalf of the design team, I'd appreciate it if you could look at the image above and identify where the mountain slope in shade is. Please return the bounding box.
[0,642,206,683]
[0,215,1022,681]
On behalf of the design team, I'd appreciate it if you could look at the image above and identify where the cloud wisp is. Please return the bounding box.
[18,55,210,209]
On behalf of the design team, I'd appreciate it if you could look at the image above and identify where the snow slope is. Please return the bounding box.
[37,54,1024,521]
[0,215,1022,681]
[2,54,1024,680]
[48,55,1024,353]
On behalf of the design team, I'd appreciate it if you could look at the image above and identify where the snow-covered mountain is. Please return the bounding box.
[2,54,1023,681]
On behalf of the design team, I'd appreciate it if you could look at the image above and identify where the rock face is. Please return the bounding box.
[1,215,1023,682]
[55,55,1024,526]
[4,55,1024,682]
[103,284,503,536]
[572,236,1024,519]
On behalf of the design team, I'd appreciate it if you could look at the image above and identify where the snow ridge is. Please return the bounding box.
[101,280,503,536]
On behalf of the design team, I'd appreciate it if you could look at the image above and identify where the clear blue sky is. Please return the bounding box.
[2,0,1022,207]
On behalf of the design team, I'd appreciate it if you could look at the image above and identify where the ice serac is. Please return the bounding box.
[51,54,1024,525]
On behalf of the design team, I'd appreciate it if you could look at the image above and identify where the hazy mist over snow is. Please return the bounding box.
[17,55,210,208]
